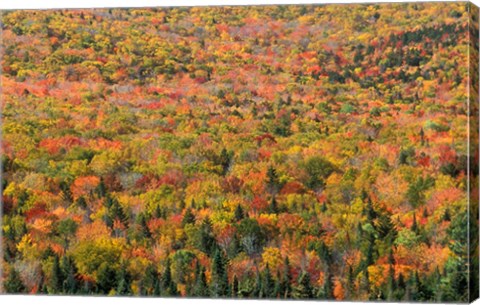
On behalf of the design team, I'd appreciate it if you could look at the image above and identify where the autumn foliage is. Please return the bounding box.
[1,2,478,302]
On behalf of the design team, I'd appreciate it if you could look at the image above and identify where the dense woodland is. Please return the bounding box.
[1,2,479,301]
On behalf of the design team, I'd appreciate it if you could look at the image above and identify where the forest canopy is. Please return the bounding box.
[1,2,478,302]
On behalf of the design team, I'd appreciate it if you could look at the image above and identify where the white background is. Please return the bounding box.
[0,0,479,305]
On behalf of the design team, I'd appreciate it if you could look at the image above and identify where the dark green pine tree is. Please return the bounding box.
[116,267,133,296]
[252,274,261,298]
[443,207,451,221]
[432,267,442,302]
[281,256,292,298]
[273,270,282,298]
[323,273,334,299]
[262,264,275,298]
[179,199,186,211]
[409,270,432,301]
[193,263,209,297]
[95,178,107,198]
[162,258,178,296]
[360,189,369,201]
[409,271,420,301]
[103,194,115,208]
[197,217,217,255]
[49,254,63,294]
[59,180,73,203]
[210,250,229,297]
[154,204,162,219]
[320,201,327,213]
[411,212,418,234]
[160,207,168,219]
[268,196,279,214]
[346,265,355,299]
[16,190,29,214]
[395,272,406,301]
[227,233,240,259]
[141,264,159,296]
[78,279,93,295]
[153,276,161,296]
[422,207,428,218]
[365,236,375,267]
[266,165,280,195]
[103,212,113,229]
[219,148,233,176]
[234,204,245,221]
[386,250,396,301]
[365,195,376,222]
[109,198,129,227]
[4,266,26,293]
[61,255,78,294]
[137,213,152,239]
[444,210,468,301]
[360,269,370,297]
[182,208,196,226]
[96,262,117,294]
[376,211,397,243]
[76,196,87,209]
[448,262,468,301]
[231,274,239,298]
[292,271,313,299]
[317,241,332,265]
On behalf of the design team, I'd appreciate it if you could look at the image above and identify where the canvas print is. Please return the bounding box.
[0,1,479,303]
